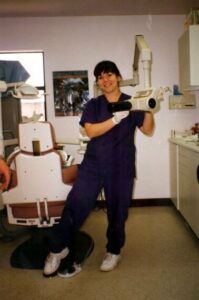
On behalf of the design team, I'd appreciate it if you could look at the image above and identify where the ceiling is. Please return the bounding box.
[0,0,198,17]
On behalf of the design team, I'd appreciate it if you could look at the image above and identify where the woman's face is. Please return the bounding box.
[97,72,121,95]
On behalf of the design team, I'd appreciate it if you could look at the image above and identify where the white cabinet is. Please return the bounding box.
[170,141,199,238]
[188,151,199,237]
[178,25,199,91]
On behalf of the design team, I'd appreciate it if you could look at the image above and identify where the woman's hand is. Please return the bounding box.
[112,111,129,124]
[0,159,11,191]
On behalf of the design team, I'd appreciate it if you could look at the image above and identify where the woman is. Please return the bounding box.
[43,60,154,276]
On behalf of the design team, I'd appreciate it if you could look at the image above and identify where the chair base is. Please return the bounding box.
[10,229,94,271]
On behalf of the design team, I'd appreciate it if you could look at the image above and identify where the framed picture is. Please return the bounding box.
[53,70,89,116]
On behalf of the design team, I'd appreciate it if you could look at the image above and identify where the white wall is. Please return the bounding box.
[0,15,198,199]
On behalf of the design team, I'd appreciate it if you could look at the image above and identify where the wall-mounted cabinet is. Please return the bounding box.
[178,25,199,91]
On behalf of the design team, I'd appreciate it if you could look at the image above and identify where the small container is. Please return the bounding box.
[171,130,175,139]
[32,140,40,156]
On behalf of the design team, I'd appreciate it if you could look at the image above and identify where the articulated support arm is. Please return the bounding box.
[132,35,152,88]
[108,35,165,113]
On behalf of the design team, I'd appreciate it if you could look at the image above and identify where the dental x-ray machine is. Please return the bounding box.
[101,35,163,113]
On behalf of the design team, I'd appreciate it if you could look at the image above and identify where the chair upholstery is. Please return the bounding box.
[2,121,77,227]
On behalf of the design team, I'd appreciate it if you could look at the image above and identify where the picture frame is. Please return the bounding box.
[53,70,89,116]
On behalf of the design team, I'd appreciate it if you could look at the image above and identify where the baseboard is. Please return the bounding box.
[130,198,173,207]
[95,198,173,209]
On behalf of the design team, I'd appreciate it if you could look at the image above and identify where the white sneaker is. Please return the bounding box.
[58,262,82,278]
[100,253,121,272]
[43,247,69,277]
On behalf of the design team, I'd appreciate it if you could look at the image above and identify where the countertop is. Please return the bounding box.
[169,137,199,153]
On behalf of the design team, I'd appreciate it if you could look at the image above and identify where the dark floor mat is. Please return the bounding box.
[10,230,94,270]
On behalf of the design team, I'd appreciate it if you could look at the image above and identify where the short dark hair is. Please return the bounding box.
[94,60,122,81]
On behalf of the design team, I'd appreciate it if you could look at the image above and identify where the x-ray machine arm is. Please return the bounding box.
[133,34,152,88]
[108,34,164,113]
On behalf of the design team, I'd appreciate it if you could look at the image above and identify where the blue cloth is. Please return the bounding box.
[0,61,30,83]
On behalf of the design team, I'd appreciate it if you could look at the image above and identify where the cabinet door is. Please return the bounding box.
[169,143,179,209]
[178,147,192,223]
[178,25,199,90]
[188,152,199,237]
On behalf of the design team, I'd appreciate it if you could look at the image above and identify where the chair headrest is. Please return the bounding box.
[19,122,55,154]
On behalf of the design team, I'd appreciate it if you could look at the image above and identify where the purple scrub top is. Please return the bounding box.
[80,93,145,177]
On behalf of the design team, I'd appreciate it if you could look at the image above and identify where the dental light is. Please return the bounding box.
[11,83,40,99]
[0,81,41,98]
[0,81,42,157]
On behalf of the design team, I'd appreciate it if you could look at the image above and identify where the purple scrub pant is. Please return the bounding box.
[51,160,134,255]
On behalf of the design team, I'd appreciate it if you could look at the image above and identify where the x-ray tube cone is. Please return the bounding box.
[107,101,132,112]
[148,98,156,108]
[108,97,156,113]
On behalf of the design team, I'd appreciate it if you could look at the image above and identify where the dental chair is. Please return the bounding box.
[3,121,75,227]
[1,121,94,274]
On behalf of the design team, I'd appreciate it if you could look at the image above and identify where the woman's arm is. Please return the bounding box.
[84,118,115,139]
[139,112,154,135]
[84,111,130,139]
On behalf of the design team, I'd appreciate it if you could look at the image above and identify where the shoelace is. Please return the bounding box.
[46,253,57,264]
[104,253,114,261]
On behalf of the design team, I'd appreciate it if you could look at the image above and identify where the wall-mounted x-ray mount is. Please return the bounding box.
[95,34,164,114]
